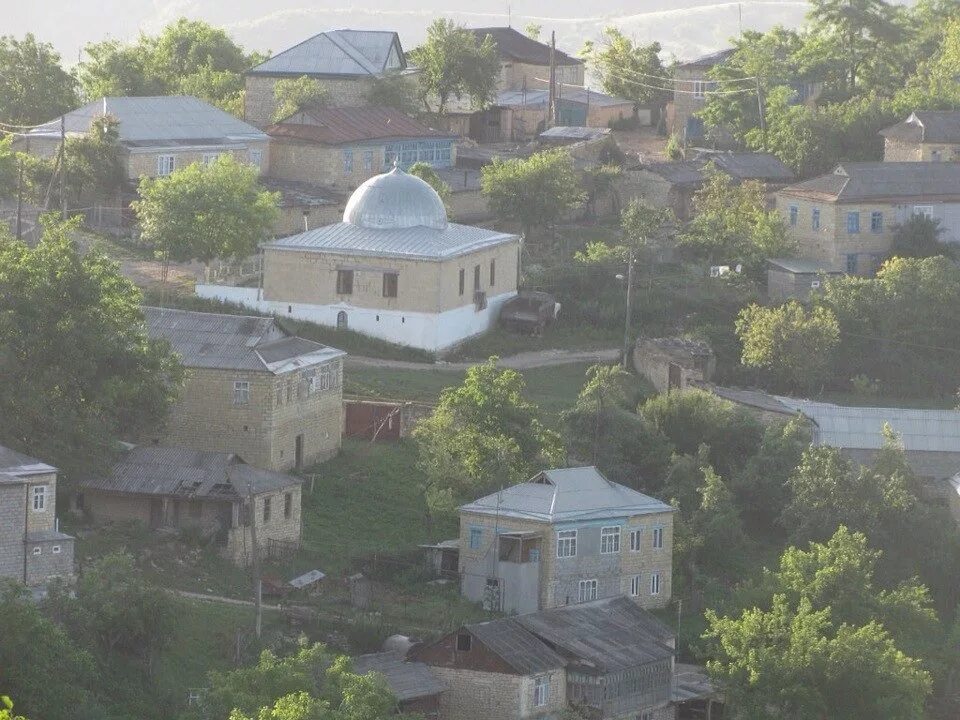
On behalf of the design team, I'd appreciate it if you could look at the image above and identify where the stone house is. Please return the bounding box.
[668,49,735,143]
[881,111,960,162]
[144,307,346,472]
[469,27,584,93]
[0,445,74,587]
[766,257,843,302]
[197,167,520,352]
[458,466,675,615]
[20,96,269,183]
[79,445,302,565]
[411,596,677,720]
[244,30,411,128]
[634,337,715,394]
[266,105,457,192]
[776,162,960,274]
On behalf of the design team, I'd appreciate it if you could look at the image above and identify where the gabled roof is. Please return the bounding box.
[470,27,582,66]
[460,466,674,522]
[267,106,455,146]
[0,444,56,477]
[637,153,793,186]
[27,96,268,148]
[81,445,301,498]
[464,617,567,674]
[880,111,960,144]
[144,307,344,373]
[516,597,676,672]
[678,47,736,70]
[247,30,405,77]
[778,162,960,202]
[352,652,445,701]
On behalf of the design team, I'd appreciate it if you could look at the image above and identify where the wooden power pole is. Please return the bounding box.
[548,31,557,128]
[59,114,66,220]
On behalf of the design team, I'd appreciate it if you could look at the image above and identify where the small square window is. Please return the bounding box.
[157,154,176,176]
[32,546,41,555]
[52,545,62,554]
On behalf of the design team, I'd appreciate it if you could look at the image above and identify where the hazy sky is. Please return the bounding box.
[8,1,811,68]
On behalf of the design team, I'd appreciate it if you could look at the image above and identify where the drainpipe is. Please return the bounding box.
[22,482,30,584]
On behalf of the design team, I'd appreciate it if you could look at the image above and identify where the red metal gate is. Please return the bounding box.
[344,401,402,441]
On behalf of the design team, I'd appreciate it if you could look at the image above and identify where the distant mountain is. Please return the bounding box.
[9,0,810,70]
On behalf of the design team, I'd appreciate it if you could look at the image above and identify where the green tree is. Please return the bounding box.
[76,40,161,99]
[407,161,451,211]
[179,65,246,117]
[0,136,17,199]
[735,301,840,392]
[364,74,420,116]
[523,24,543,41]
[411,20,500,114]
[580,29,670,106]
[481,149,585,245]
[0,697,26,720]
[133,154,279,270]
[0,34,77,126]
[683,462,752,581]
[0,217,183,480]
[413,358,565,518]
[271,76,329,123]
[889,215,953,259]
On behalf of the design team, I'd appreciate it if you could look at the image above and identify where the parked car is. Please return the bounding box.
[499,290,560,335]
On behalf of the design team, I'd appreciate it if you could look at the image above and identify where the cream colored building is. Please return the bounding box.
[197,167,520,353]
[144,307,345,472]
[881,111,960,162]
[469,27,585,93]
[21,96,269,182]
[458,466,676,615]
[243,30,411,128]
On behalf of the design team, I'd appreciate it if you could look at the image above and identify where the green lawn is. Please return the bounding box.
[446,323,621,362]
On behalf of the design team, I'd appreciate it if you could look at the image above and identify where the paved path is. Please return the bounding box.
[346,347,621,371]
[173,589,282,612]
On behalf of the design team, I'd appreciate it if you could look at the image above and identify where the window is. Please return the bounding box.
[578,579,598,603]
[630,574,642,596]
[812,207,820,230]
[156,154,175,176]
[284,492,293,519]
[557,529,577,558]
[32,546,41,556]
[456,632,472,651]
[489,259,496,286]
[32,485,46,511]
[382,272,398,298]
[846,254,858,274]
[469,527,482,549]
[202,153,219,166]
[533,676,549,707]
[473,265,481,292]
[913,204,934,218]
[870,211,883,233]
[650,572,662,595]
[600,526,621,554]
[342,149,354,173]
[629,529,642,552]
[363,150,374,171]
[249,149,263,169]
[336,269,354,295]
[846,211,860,234]
[233,380,250,406]
[263,497,271,523]
[52,545,62,554]
[789,205,798,226]
[458,268,465,296]
[693,80,706,99]
[652,526,664,549]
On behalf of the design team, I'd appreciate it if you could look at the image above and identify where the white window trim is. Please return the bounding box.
[533,675,549,707]
[652,526,664,550]
[629,528,643,552]
[693,80,706,99]
[469,527,482,549]
[157,154,175,176]
[202,152,219,166]
[578,578,598,603]
[630,574,642,597]
[556,529,577,558]
[233,380,250,406]
[32,546,41,555]
[913,204,934,218]
[32,485,47,512]
[52,545,62,554]
[600,526,621,554]
[650,572,662,595]
[249,149,263,169]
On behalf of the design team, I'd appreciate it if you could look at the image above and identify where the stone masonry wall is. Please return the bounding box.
[126,141,270,181]
[430,667,522,720]
[884,138,960,162]
[25,472,57,535]
[225,485,302,564]
[0,483,27,581]
[25,537,74,584]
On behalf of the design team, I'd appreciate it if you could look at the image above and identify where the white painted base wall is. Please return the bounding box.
[195,285,516,353]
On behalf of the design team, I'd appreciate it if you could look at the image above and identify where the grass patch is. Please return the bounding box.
[446,321,620,361]
[139,292,434,362]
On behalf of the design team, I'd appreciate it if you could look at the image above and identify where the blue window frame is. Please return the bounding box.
[846,212,860,234]
[342,149,353,173]
[789,205,798,226]
[363,150,374,171]
[846,254,858,274]
[469,527,482,549]
[870,211,883,234]
[812,208,820,230]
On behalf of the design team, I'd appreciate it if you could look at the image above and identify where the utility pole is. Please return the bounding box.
[59,114,66,220]
[247,485,262,639]
[622,247,635,369]
[15,159,23,240]
[548,31,557,128]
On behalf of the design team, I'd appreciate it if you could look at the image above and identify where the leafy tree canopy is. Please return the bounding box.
[271,76,329,123]
[407,161,452,212]
[0,34,77,126]
[889,215,954,259]
[580,29,670,106]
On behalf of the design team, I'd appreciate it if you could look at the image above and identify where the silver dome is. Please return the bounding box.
[343,167,448,231]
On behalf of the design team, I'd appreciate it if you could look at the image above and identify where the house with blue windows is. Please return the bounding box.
[266,105,456,192]
[776,162,960,276]
[456,466,675,615]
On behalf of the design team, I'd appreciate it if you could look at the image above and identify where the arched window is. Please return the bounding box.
[336,311,348,330]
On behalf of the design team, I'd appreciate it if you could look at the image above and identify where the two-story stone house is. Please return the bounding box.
[669,49,736,143]
[776,162,960,274]
[197,167,520,352]
[244,30,412,128]
[80,445,302,564]
[458,466,675,615]
[266,105,457,192]
[144,307,346,471]
[881,111,960,162]
[0,445,74,586]
[21,96,269,182]
[469,27,584,93]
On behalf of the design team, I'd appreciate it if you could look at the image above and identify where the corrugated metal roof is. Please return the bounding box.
[539,126,611,142]
[247,30,403,77]
[352,652,445,700]
[495,87,632,109]
[638,153,793,185]
[81,445,300,497]
[466,618,567,674]
[678,47,736,69]
[515,596,675,672]
[780,162,960,201]
[144,307,344,373]
[0,444,56,476]
[268,106,455,146]
[470,27,582,66]
[28,96,268,145]
[460,466,675,522]
[880,111,960,143]
[708,386,798,415]
[767,257,844,274]
[265,220,517,261]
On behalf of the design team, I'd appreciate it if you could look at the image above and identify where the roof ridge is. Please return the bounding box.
[325,30,381,74]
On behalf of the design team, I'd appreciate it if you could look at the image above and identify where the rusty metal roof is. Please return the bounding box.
[268,106,455,146]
